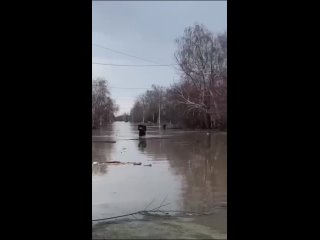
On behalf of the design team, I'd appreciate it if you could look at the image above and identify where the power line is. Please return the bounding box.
[92,43,178,67]
[110,86,150,90]
[92,62,175,67]
[92,83,150,90]
[93,43,161,64]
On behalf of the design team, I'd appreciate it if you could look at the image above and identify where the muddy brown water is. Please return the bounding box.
[92,122,227,239]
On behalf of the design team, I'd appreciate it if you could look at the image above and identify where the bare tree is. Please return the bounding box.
[174,24,227,129]
[129,24,226,130]
[138,95,146,123]
[92,78,118,128]
[130,101,144,123]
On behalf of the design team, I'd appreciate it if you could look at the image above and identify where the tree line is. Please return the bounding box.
[130,24,227,130]
[92,78,118,128]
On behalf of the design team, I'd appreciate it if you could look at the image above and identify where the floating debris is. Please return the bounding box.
[144,164,152,167]
[106,161,125,164]
[94,161,147,166]
[92,140,116,143]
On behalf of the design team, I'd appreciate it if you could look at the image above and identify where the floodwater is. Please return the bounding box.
[92,122,227,239]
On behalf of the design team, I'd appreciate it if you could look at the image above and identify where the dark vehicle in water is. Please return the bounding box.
[138,124,146,136]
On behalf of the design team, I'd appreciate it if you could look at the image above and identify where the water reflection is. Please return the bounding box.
[138,138,147,152]
[92,125,115,175]
[92,122,227,220]
[141,132,227,212]
[92,162,108,175]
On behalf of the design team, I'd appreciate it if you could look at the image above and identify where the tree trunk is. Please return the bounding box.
[203,113,209,129]
[210,113,215,129]
[142,111,145,123]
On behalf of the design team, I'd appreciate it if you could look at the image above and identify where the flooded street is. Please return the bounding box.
[92,122,227,239]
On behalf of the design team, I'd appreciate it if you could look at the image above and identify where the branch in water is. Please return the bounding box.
[92,202,226,222]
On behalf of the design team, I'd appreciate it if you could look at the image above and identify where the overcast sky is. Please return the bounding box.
[92,1,227,115]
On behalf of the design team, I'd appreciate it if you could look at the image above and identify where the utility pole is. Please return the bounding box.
[158,94,161,128]
[142,110,145,123]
